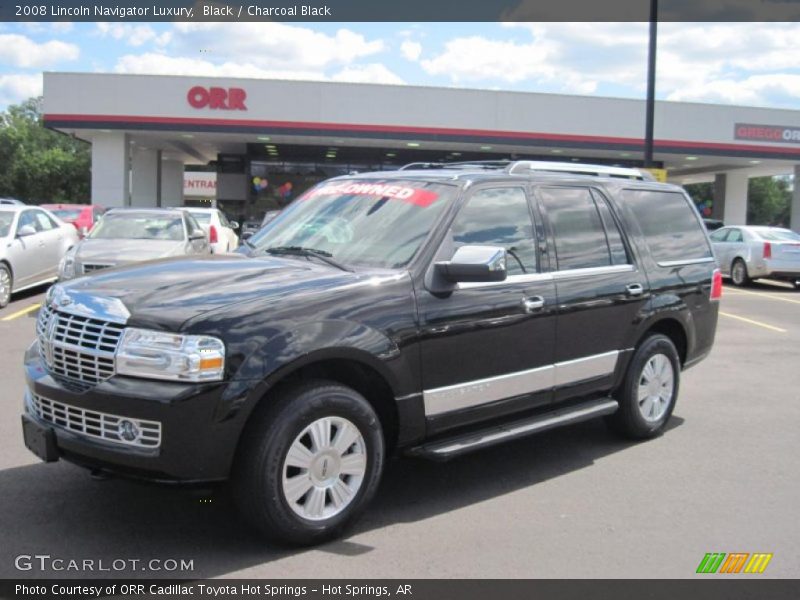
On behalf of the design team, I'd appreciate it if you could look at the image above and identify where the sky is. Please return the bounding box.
[1,21,800,111]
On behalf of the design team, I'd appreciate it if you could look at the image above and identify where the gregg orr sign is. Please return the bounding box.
[735,123,800,144]
[187,86,247,111]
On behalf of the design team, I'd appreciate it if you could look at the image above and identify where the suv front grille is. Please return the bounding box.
[30,393,161,449]
[36,304,125,385]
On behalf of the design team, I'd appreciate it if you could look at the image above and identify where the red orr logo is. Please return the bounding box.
[187,86,247,111]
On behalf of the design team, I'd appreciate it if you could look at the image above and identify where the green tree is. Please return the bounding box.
[747,176,791,227]
[0,96,90,203]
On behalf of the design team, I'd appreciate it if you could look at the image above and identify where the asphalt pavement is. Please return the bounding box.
[0,281,798,579]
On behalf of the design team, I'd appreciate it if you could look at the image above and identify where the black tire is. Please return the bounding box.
[730,258,750,287]
[232,379,384,546]
[606,334,680,439]
[0,263,12,309]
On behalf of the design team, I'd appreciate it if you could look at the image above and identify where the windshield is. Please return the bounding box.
[50,209,83,221]
[188,212,212,225]
[89,213,186,241]
[754,228,800,242]
[248,179,453,269]
[0,212,13,237]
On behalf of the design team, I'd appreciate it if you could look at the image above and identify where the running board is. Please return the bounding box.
[408,397,619,461]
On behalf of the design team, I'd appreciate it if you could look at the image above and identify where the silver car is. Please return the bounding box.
[0,205,80,308]
[710,225,800,289]
[59,208,210,281]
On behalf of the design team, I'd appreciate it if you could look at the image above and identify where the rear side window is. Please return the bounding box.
[622,190,712,263]
[538,187,629,271]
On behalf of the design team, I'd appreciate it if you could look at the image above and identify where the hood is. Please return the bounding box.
[76,238,186,264]
[61,254,368,330]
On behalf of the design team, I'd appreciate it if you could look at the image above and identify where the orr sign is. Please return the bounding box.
[187,86,247,111]
[735,123,800,145]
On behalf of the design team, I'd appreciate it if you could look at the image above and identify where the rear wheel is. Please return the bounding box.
[0,264,11,308]
[232,380,384,546]
[731,259,750,286]
[606,334,680,439]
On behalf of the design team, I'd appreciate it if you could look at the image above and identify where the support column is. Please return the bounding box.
[791,165,800,233]
[160,159,184,207]
[91,132,129,207]
[130,148,159,207]
[713,171,749,225]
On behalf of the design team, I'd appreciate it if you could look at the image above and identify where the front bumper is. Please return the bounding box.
[22,342,249,482]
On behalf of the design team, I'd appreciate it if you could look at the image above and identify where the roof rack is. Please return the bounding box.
[398,160,654,181]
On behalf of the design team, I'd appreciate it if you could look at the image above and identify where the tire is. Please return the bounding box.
[232,380,384,546]
[0,263,11,309]
[731,258,750,287]
[606,334,680,439]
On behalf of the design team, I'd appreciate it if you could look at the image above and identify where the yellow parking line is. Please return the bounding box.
[724,287,800,305]
[719,311,787,333]
[0,302,41,321]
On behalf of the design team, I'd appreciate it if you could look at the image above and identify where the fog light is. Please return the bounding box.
[118,420,140,442]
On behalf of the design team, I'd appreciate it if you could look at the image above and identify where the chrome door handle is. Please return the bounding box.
[522,296,545,312]
[626,283,644,296]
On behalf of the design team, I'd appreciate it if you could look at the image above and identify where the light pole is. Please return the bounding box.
[644,0,658,167]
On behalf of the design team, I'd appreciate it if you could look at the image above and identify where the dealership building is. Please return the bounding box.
[43,72,800,229]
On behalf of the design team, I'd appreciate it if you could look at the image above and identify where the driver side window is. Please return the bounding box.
[450,187,537,276]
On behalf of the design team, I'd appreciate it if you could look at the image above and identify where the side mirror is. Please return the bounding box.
[17,225,36,238]
[435,245,507,283]
[189,231,206,241]
[230,221,239,230]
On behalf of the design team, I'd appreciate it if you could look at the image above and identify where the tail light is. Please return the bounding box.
[763,242,772,259]
[710,268,723,301]
[209,225,218,244]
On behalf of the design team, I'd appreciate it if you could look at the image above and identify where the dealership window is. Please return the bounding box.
[539,187,629,270]
[622,190,713,262]
[451,187,537,276]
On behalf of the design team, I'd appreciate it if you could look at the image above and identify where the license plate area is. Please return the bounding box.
[21,414,59,462]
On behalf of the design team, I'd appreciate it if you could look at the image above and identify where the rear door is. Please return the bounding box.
[534,185,649,401]
[30,209,65,278]
[418,184,557,431]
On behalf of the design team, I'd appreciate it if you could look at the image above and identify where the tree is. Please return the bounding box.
[747,176,791,227]
[0,96,90,203]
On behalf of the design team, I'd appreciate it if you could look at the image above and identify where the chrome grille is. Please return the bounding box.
[82,263,114,274]
[37,304,125,385]
[30,393,161,449]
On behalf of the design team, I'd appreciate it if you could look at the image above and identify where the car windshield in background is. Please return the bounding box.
[50,209,83,221]
[188,212,211,224]
[754,229,800,242]
[89,214,185,241]
[0,211,13,237]
[248,180,453,269]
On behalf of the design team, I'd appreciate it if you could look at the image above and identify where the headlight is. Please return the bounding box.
[116,328,225,382]
[59,253,76,280]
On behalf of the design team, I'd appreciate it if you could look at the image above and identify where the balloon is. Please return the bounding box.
[253,177,261,185]
[285,182,293,190]
[703,207,712,216]
[260,179,268,189]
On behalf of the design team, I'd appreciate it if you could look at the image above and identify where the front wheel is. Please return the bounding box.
[606,334,680,439]
[232,380,384,546]
[731,258,750,286]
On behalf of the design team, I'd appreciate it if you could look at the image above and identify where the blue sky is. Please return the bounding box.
[2,21,800,110]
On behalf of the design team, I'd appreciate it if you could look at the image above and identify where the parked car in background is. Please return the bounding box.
[181,207,239,253]
[41,204,105,238]
[710,225,800,289]
[240,217,264,239]
[261,210,281,227]
[0,205,79,308]
[58,208,210,280]
[703,218,725,231]
[0,198,25,205]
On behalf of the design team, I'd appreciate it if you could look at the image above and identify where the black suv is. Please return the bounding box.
[22,161,720,545]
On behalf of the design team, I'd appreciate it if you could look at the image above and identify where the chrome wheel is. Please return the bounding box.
[281,416,367,521]
[637,353,674,423]
[732,260,747,286]
[0,267,10,307]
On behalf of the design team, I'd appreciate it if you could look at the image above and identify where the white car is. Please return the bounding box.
[0,205,79,308]
[710,225,800,289]
[183,208,239,254]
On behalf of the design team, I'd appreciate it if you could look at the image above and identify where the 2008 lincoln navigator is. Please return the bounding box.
[22,161,720,545]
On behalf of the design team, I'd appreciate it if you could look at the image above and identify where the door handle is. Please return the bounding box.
[522,296,545,313]
[626,283,644,296]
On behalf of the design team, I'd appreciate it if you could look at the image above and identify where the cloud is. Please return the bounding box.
[96,23,171,47]
[0,34,79,68]
[400,40,422,61]
[0,73,42,106]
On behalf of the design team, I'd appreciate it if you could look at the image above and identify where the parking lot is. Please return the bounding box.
[0,281,798,579]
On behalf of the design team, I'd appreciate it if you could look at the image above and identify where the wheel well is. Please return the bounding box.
[0,259,11,277]
[269,359,399,453]
[642,319,687,366]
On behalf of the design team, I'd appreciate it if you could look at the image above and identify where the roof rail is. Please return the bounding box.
[506,161,655,181]
[398,160,511,171]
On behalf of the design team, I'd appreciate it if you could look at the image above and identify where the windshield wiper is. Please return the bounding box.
[264,246,354,272]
